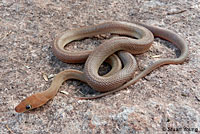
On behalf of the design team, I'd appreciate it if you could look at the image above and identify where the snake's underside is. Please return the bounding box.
[15,21,188,113]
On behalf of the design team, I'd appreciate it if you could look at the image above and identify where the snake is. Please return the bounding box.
[15,21,188,113]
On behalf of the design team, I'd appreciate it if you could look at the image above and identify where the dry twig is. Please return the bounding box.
[167,10,187,15]
[6,124,14,134]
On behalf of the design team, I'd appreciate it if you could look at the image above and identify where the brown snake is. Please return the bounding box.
[15,21,188,113]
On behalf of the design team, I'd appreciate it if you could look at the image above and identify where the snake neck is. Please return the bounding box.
[41,69,86,100]
[42,84,62,100]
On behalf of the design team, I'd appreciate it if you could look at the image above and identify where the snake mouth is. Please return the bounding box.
[15,104,26,113]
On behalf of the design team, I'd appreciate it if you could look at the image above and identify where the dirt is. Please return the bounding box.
[0,0,200,134]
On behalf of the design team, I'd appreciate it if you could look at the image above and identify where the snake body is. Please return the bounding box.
[15,21,188,113]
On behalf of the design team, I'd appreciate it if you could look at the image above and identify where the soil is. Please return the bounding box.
[0,0,199,134]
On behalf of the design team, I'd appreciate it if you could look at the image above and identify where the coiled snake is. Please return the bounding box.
[15,21,188,113]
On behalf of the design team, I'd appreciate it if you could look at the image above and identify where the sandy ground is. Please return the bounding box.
[0,0,200,134]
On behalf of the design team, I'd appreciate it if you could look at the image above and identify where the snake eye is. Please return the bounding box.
[26,104,32,110]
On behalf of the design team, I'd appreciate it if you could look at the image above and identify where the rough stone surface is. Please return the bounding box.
[0,0,200,133]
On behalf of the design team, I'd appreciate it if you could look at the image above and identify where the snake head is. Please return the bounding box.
[15,92,49,113]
